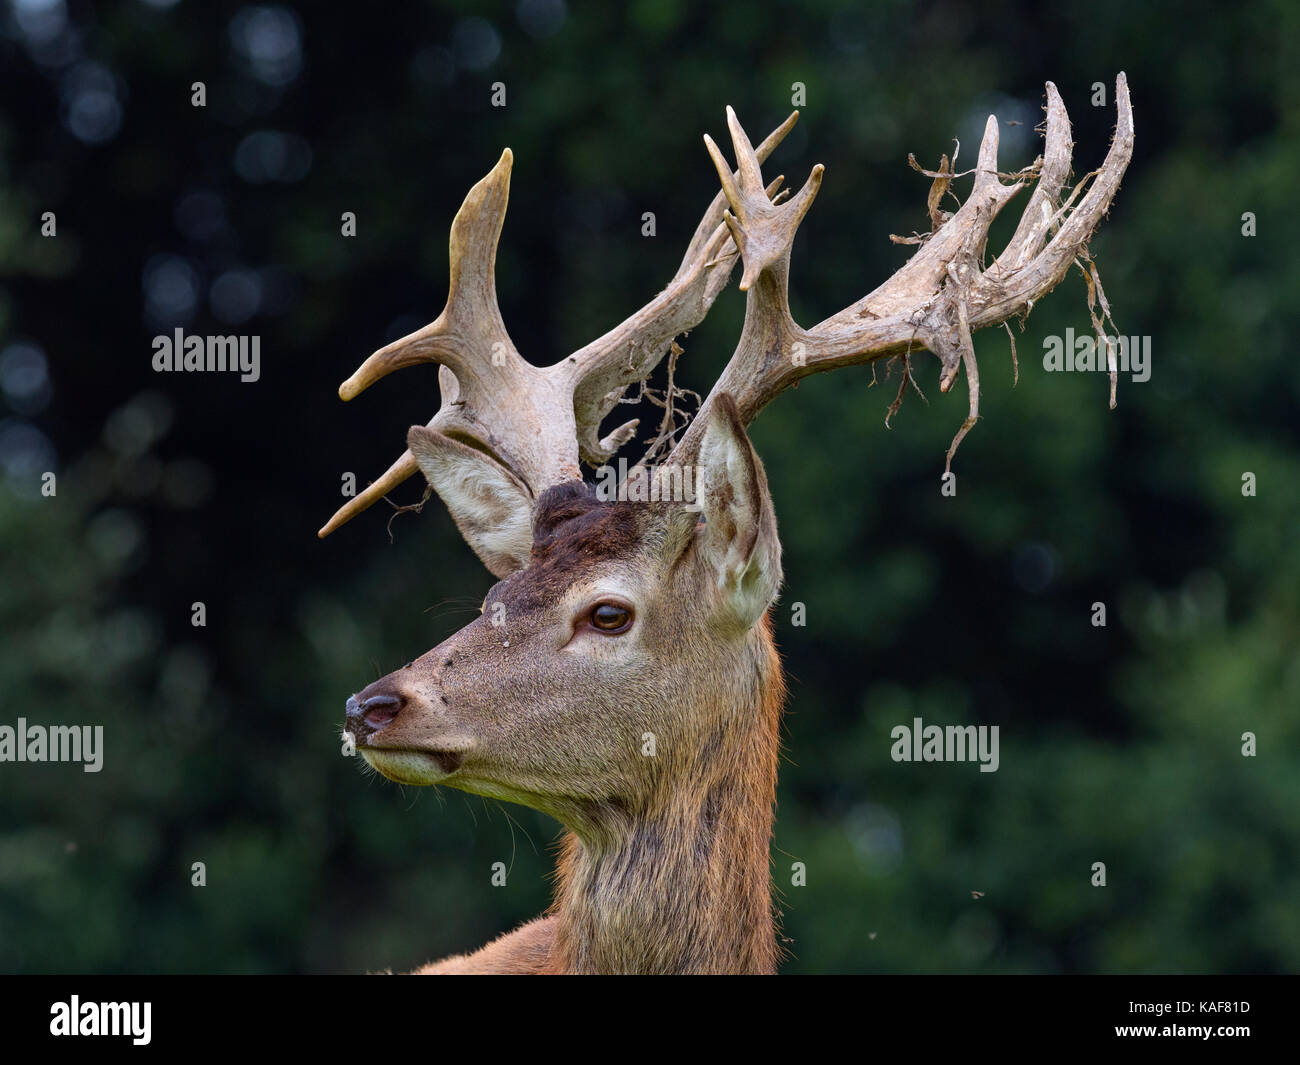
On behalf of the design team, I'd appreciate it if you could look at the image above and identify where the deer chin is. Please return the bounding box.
[360,747,465,785]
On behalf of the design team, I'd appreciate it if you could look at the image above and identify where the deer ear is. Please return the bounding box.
[694,393,782,628]
[407,426,533,579]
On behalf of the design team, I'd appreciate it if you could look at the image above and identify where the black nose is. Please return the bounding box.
[344,682,407,744]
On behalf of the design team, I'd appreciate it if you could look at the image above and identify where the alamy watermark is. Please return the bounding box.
[594,458,699,506]
[50,997,150,1045]
[890,716,999,773]
[152,328,260,382]
[0,719,103,772]
[1043,327,1150,383]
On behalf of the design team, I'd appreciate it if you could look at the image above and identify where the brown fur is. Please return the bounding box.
[547,613,786,974]
[412,916,558,975]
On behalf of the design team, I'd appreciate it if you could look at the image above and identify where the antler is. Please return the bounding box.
[665,74,1135,474]
[322,78,1134,543]
[318,114,799,538]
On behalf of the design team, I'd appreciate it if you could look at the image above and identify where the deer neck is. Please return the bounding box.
[550,616,785,974]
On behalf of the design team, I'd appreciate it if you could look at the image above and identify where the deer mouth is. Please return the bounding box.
[360,746,466,784]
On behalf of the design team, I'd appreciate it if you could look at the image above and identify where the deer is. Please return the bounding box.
[320,78,1134,974]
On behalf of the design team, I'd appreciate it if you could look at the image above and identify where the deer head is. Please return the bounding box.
[344,394,781,814]
[324,78,1134,974]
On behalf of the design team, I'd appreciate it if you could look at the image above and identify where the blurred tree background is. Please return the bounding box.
[0,0,1296,973]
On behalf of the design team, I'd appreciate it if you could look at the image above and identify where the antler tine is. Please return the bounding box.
[318,451,419,539]
[828,114,1027,332]
[993,82,1073,275]
[663,76,1134,475]
[654,107,823,470]
[707,104,824,292]
[320,148,570,539]
[990,72,1133,304]
[339,149,522,402]
[676,111,798,274]
[565,111,800,467]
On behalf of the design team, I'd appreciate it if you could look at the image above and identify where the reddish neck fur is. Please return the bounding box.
[548,615,786,974]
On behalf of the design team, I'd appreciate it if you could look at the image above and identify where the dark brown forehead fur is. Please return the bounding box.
[490,481,680,612]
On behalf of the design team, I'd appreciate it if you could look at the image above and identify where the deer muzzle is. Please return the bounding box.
[343,674,470,784]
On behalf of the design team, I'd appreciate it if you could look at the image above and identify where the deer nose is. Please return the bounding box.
[344,683,407,744]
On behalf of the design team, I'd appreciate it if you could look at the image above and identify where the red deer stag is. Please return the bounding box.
[321,78,1134,974]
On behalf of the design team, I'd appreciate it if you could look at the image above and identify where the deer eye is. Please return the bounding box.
[589,602,633,634]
